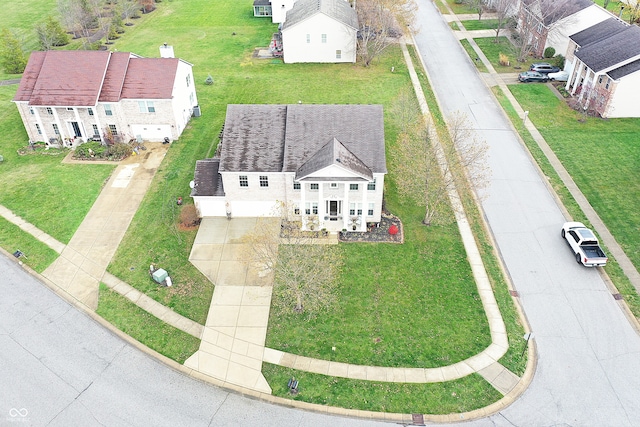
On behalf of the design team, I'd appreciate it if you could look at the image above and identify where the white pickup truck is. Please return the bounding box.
[561,222,608,267]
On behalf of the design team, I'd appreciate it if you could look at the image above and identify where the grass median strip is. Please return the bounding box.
[263,363,502,414]
[0,216,59,273]
[96,283,200,364]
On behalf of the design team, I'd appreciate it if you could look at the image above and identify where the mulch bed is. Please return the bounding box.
[338,213,404,244]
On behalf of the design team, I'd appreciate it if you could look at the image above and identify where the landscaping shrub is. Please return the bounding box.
[543,47,555,58]
[554,54,565,69]
[105,143,132,160]
[499,52,510,66]
[73,142,105,159]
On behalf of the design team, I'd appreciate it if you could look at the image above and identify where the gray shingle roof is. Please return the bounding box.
[192,158,225,197]
[282,0,358,31]
[218,104,386,175]
[219,105,287,173]
[295,138,373,181]
[576,25,640,72]
[608,58,640,80]
[569,17,628,47]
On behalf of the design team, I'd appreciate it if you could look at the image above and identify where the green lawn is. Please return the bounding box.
[264,364,502,414]
[459,19,499,31]
[472,37,524,73]
[459,39,489,73]
[494,85,640,317]
[0,86,115,246]
[96,284,201,364]
[0,217,59,273]
[443,0,478,14]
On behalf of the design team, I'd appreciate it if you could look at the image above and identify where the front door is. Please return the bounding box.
[329,200,338,220]
[70,121,82,137]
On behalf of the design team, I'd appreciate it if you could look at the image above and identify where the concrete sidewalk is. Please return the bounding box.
[41,144,167,309]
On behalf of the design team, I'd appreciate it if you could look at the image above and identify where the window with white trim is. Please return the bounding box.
[36,124,42,134]
[306,34,310,43]
[46,107,53,115]
[368,203,374,216]
[92,124,99,135]
[293,182,301,190]
[186,74,191,87]
[310,183,319,190]
[259,175,269,187]
[357,204,362,215]
[350,183,358,191]
[349,203,355,216]
[321,34,327,43]
[104,104,113,116]
[67,107,73,111]
[52,123,60,135]
[88,107,94,116]
[330,183,338,188]
[239,175,248,187]
[305,202,318,215]
[108,124,118,135]
[336,50,342,59]
[294,205,300,215]
[29,107,34,115]
[367,179,376,190]
[138,101,155,113]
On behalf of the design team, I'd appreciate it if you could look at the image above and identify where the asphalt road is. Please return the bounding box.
[412,0,640,425]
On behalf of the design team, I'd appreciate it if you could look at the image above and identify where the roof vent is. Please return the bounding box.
[159,43,175,58]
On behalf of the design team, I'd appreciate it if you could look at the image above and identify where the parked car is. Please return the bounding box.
[530,63,561,74]
[548,70,569,81]
[561,222,608,267]
[518,71,549,83]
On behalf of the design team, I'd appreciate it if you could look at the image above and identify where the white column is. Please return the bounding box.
[360,183,367,231]
[570,60,583,95]
[33,108,48,142]
[51,108,66,141]
[300,181,306,230]
[318,182,324,230]
[343,182,349,231]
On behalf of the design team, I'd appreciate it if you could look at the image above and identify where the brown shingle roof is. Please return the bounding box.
[295,137,373,181]
[192,159,225,197]
[15,50,111,106]
[14,51,181,106]
[120,58,179,100]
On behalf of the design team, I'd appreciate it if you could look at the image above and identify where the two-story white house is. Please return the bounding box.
[13,48,198,146]
[191,104,386,233]
[564,19,640,118]
[280,0,358,64]
[517,0,611,59]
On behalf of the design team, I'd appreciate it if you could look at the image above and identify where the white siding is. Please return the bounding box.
[194,196,227,217]
[272,0,296,23]
[605,72,640,118]
[545,6,610,57]
[282,13,356,63]
[170,60,198,139]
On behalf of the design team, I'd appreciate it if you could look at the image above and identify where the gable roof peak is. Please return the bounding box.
[295,136,373,181]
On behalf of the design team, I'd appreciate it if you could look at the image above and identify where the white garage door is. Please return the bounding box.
[130,124,172,142]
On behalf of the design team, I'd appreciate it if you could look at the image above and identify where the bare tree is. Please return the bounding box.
[462,0,486,20]
[121,0,141,24]
[620,0,640,23]
[356,0,417,66]
[514,0,575,61]
[242,213,343,317]
[58,0,99,48]
[391,91,490,225]
[487,0,516,42]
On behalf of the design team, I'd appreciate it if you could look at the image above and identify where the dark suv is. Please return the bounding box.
[530,63,561,74]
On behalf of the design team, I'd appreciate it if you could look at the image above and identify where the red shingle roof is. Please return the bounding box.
[14,51,181,106]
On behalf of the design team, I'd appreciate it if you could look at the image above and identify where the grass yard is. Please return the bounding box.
[0,86,115,246]
[494,85,640,317]
[472,37,526,73]
[459,39,489,73]
[443,0,478,14]
[263,364,502,414]
[96,284,201,363]
[459,19,499,31]
[0,217,59,273]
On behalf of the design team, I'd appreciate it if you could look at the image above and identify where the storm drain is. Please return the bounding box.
[411,413,425,425]
[509,290,519,297]
[613,293,624,300]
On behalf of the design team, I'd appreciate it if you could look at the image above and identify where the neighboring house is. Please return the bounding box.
[280,0,358,64]
[253,0,296,23]
[13,48,198,146]
[191,104,386,233]
[517,0,611,58]
[564,18,640,118]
